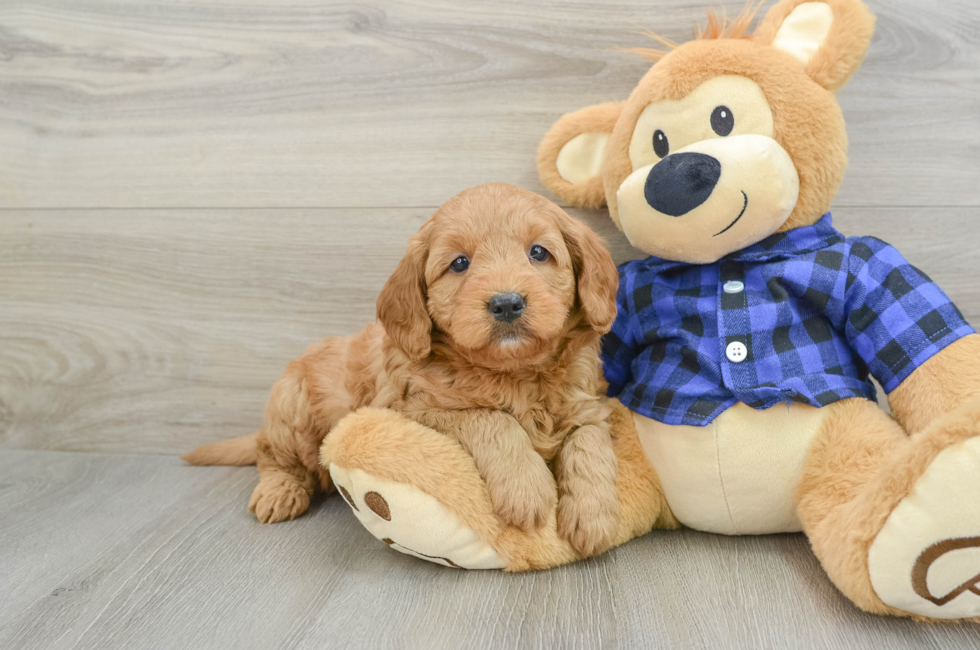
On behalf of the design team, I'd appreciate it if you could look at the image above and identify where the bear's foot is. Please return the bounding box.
[330,463,505,569]
[321,405,670,573]
[868,434,980,620]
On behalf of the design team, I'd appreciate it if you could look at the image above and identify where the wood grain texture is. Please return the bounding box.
[1,206,977,455]
[1,450,977,650]
[1,0,979,645]
[0,0,977,209]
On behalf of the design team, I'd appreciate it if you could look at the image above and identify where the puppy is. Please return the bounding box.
[184,183,622,556]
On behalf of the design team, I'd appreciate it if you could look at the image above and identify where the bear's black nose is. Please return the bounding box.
[488,292,526,323]
[644,152,721,217]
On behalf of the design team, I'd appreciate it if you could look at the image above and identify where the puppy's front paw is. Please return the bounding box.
[558,491,620,558]
[487,458,556,531]
[248,477,310,523]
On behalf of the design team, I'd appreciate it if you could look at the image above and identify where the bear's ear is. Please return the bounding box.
[754,0,875,92]
[537,102,623,208]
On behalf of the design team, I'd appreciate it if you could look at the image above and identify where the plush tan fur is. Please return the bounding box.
[323,400,676,571]
[605,399,680,536]
[322,407,507,557]
[754,0,876,92]
[799,395,980,623]
[605,38,850,234]
[534,0,980,620]
[538,0,873,236]
[184,183,626,558]
[791,332,980,616]
[185,1,980,617]
[888,335,980,436]
[536,102,623,208]
[621,3,759,62]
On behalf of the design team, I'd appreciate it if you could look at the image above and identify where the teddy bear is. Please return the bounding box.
[323,0,980,622]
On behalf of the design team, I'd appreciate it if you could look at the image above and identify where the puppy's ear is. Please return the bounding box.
[537,103,623,209]
[557,211,619,332]
[376,227,432,360]
[754,0,875,92]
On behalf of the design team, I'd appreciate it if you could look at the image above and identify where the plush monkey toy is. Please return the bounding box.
[325,0,980,622]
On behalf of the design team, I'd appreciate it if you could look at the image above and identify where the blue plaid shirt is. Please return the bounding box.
[602,214,974,427]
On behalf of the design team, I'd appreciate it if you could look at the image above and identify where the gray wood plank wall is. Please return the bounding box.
[1,0,977,454]
[1,207,977,453]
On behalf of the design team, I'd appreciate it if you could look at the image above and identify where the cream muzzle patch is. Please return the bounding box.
[617,75,799,264]
[617,135,799,263]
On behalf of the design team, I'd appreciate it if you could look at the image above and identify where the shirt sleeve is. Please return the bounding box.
[843,237,975,393]
[601,265,639,397]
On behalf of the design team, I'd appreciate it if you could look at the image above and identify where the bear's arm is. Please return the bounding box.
[838,237,975,420]
[887,334,980,435]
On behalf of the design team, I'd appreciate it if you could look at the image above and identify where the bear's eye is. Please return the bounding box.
[528,245,550,262]
[450,256,469,272]
[711,105,734,136]
[652,129,669,158]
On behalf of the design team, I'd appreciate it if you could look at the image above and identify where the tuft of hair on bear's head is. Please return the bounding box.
[620,0,765,61]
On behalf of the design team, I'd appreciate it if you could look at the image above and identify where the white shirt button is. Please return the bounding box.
[726,341,748,362]
[723,280,745,294]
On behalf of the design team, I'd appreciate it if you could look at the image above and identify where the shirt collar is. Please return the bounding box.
[640,213,843,271]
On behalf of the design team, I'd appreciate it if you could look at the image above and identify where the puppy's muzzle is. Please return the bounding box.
[644,152,721,217]
[488,292,526,323]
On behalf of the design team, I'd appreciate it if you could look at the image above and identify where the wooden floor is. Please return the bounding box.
[1,1,978,647]
[3,451,980,650]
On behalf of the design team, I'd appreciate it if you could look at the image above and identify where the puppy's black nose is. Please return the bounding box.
[644,152,721,217]
[488,292,526,323]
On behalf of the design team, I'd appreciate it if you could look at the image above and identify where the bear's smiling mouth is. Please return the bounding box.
[713,191,749,237]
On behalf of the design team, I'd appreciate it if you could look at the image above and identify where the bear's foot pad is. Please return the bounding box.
[869,436,980,619]
[330,464,506,570]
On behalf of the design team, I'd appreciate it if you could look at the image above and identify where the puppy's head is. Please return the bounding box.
[377,183,618,368]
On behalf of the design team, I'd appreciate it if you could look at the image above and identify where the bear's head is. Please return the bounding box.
[538,0,875,264]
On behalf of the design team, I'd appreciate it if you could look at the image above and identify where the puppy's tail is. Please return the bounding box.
[181,432,259,466]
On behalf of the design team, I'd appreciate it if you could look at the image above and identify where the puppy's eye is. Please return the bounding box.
[652,129,669,158]
[711,105,734,136]
[450,256,470,273]
[528,245,550,262]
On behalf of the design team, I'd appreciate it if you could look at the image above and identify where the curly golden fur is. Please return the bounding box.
[183,183,622,557]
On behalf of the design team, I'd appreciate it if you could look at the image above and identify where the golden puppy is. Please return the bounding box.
[184,183,622,556]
